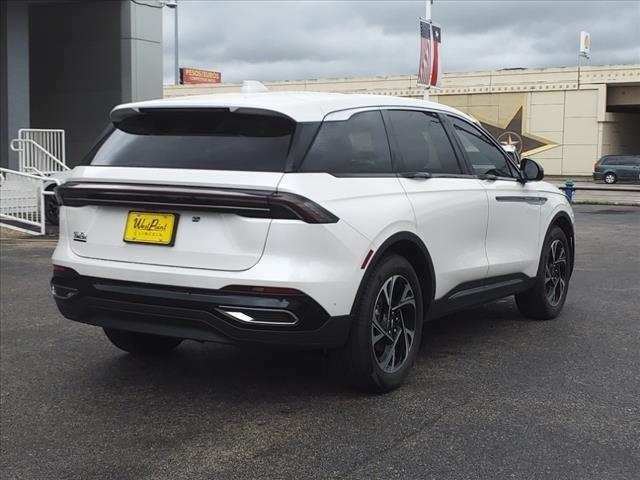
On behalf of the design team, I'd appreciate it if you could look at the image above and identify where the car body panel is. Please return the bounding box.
[61,167,284,271]
[398,176,490,298]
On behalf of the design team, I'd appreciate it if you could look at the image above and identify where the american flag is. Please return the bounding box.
[417,20,442,88]
[417,20,432,87]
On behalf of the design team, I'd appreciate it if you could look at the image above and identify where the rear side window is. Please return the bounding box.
[84,110,295,172]
[449,116,515,178]
[386,110,461,174]
[300,111,392,174]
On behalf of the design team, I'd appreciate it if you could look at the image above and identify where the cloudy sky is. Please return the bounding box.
[162,0,640,84]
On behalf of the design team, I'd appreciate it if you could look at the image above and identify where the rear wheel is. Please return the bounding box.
[335,255,423,393]
[516,226,570,320]
[103,328,183,355]
[604,172,617,184]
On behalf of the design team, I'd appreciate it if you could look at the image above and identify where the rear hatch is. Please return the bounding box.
[59,109,296,272]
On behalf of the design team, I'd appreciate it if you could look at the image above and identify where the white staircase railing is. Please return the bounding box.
[0,168,59,235]
[10,128,69,176]
[2,128,67,235]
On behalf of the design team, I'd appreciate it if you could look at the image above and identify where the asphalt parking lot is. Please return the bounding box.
[1,204,639,480]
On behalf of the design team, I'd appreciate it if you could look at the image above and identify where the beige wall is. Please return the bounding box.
[429,88,608,175]
[163,64,640,176]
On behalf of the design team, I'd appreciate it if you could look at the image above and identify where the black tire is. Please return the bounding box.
[44,195,59,225]
[516,226,571,320]
[334,255,424,393]
[103,328,183,355]
[604,172,617,184]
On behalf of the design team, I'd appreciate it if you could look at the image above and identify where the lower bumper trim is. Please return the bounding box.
[52,272,351,348]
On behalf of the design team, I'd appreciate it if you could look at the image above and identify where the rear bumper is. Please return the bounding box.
[593,172,604,181]
[51,270,351,348]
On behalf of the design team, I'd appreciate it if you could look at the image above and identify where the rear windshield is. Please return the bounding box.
[83,110,295,171]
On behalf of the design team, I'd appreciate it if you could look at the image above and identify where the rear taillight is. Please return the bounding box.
[56,183,339,224]
[594,160,600,171]
[268,192,339,224]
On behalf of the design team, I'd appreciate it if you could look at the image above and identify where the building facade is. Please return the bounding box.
[1,0,163,170]
[165,64,640,176]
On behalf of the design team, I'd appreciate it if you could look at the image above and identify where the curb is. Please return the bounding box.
[571,200,640,207]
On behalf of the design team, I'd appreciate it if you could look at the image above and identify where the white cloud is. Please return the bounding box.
[162,0,640,84]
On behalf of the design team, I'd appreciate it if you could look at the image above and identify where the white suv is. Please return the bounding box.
[51,91,575,392]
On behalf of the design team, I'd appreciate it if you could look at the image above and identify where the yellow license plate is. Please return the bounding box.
[123,211,178,246]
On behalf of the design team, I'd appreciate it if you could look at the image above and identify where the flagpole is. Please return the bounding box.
[423,0,433,101]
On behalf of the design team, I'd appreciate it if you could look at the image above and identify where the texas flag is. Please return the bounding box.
[417,19,442,88]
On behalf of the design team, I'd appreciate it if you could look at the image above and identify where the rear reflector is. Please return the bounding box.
[361,249,374,269]
[221,285,305,296]
[52,264,74,273]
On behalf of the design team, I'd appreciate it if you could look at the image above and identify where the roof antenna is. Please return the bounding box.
[242,80,269,93]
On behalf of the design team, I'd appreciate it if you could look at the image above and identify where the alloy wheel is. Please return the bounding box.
[371,275,417,373]
[544,239,568,306]
[604,174,615,184]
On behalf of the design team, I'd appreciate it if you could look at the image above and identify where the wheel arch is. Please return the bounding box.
[351,232,436,316]
[548,211,575,276]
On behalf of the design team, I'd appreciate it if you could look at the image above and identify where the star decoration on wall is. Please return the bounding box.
[478,106,558,157]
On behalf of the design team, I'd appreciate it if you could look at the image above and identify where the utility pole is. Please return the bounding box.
[423,0,433,101]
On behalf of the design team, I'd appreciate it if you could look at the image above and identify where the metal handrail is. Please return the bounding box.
[0,167,60,183]
[10,138,70,172]
[0,168,60,235]
[18,127,66,168]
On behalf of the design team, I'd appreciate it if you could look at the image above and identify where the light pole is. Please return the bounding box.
[165,0,179,85]
[423,0,433,101]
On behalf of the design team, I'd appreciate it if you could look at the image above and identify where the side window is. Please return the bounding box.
[449,116,515,178]
[300,111,392,174]
[387,110,462,174]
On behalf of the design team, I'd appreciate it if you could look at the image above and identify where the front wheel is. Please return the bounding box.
[334,255,423,393]
[103,328,183,355]
[516,226,571,320]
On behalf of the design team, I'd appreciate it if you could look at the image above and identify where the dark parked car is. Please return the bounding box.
[593,155,640,184]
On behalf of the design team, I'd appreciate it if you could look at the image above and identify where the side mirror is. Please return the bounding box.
[520,158,544,182]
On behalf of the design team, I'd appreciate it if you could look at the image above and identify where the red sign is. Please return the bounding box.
[179,68,221,85]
